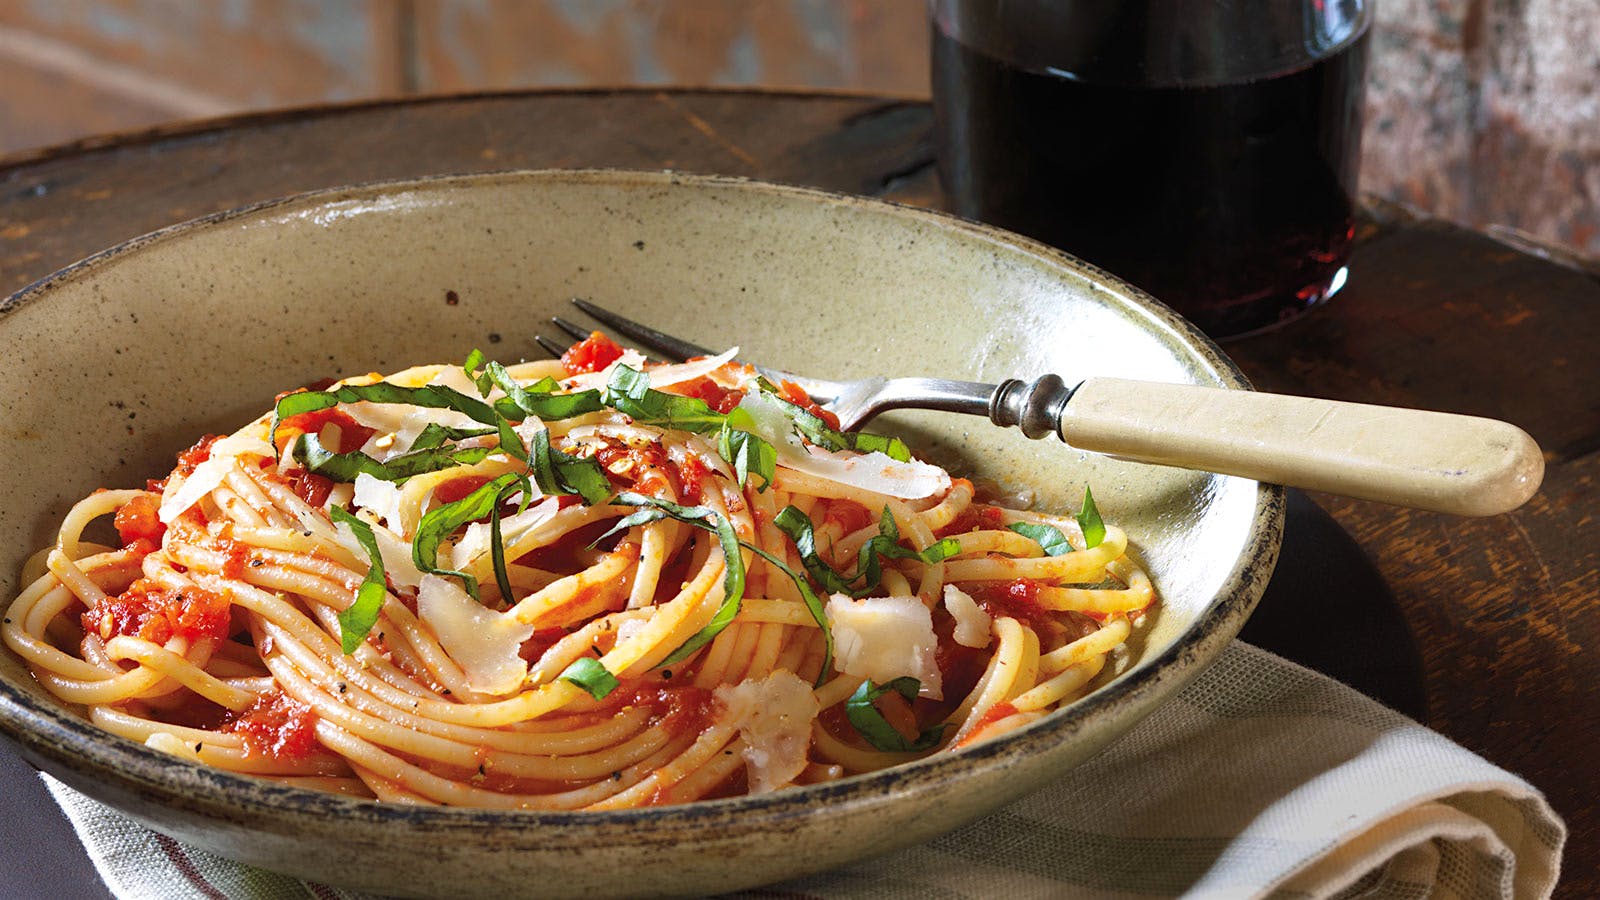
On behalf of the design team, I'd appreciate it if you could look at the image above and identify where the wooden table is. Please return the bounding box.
[2,89,1595,898]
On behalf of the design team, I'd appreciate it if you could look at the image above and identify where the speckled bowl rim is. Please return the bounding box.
[0,169,1284,836]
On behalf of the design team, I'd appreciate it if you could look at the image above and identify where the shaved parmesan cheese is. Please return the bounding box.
[943,585,992,649]
[714,670,819,794]
[331,514,425,590]
[427,365,490,399]
[353,473,405,532]
[826,594,943,698]
[736,391,949,500]
[635,346,740,388]
[158,426,275,524]
[417,574,534,696]
[348,402,483,461]
[788,447,950,500]
[449,496,560,571]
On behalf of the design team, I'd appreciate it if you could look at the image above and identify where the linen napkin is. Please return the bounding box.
[41,641,1564,899]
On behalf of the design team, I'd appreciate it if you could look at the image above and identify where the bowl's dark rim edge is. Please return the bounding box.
[0,168,1286,835]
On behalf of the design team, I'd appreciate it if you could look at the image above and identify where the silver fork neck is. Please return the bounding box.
[990,375,1079,440]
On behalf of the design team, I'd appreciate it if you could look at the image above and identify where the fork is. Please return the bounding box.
[538,298,1543,518]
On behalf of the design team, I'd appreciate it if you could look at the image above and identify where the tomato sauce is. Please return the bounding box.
[273,408,376,456]
[777,379,841,430]
[595,441,675,495]
[434,474,493,506]
[822,499,875,535]
[113,494,166,547]
[937,505,1005,537]
[670,376,745,414]
[226,692,318,760]
[561,331,625,375]
[968,578,1054,628]
[612,683,717,741]
[175,435,220,476]
[967,701,1019,737]
[676,454,711,505]
[83,580,232,645]
[281,470,335,507]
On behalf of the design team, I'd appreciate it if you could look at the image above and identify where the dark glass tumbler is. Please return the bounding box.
[932,0,1371,338]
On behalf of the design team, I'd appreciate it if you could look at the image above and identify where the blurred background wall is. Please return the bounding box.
[0,0,1595,256]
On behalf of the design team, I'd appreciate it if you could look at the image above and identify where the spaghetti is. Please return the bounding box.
[3,333,1154,808]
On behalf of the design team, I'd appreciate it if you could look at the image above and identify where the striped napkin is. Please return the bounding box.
[42,642,1564,899]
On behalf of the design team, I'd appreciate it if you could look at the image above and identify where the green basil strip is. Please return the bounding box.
[496,415,529,464]
[293,434,492,484]
[271,381,498,446]
[741,541,833,684]
[409,423,496,452]
[462,348,487,393]
[484,361,606,421]
[1007,521,1074,557]
[603,364,730,434]
[774,505,959,599]
[489,474,534,606]
[526,429,612,506]
[492,389,606,422]
[603,493,746,666]
[329,507,386,654]
[753,380,910,461]
[850,432,912,463]
[559,657,620,700]
[772,506,854,594]
[717,423,776,493]
[1079,486,1106,550]
[596,496,832,680]
[845,677,947,752]
[412,473,521,599]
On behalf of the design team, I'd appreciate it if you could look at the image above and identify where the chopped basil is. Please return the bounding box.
[772,505,852,595]
[496,415,529,464]
[851,432,913,463]
[462,348,489,393]
[411,473,521,599]
[601,493,746,665]
[752,379,910,461]
[1079,486,1106,550]
[559,657,620,700]
[1007,522,1074,557]
[485,362,605,420]
[329,506,385,654]
[409,423,496,452]
[489,474,535,606]
[272,381,498,446]
[292,433,491,483]
[845,678,947,752]
[773,505,959,599]
[597,494,833,680]
[717,423,776,493]
[527,428,612,506]
[603,365,731,433]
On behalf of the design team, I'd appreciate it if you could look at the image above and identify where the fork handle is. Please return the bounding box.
[1041,376,1544,517]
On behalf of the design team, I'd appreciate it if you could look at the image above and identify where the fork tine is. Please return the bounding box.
[549,316,593,344]
[571,297,714,363]
[532,334,568,359]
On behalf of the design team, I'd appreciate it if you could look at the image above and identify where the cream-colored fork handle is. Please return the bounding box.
[1059,377,1544,517]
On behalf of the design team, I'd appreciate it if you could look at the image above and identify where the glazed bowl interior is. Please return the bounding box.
[0,170,1280,898]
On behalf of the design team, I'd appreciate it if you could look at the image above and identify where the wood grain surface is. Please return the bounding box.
[1,89,1595,895]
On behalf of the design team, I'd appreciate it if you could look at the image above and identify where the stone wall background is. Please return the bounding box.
[1,0,1595,256]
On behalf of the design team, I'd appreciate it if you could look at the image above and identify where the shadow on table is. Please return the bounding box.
[1241,489,1428,721]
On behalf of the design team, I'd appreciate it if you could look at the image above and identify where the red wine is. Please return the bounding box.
[933,24,1367,337]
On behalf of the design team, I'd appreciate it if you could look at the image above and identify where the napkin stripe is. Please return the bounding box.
[153,833,228,900]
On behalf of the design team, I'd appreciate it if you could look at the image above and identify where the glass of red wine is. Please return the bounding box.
[932,0,1371,339]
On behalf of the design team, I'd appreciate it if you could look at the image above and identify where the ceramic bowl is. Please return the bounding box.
[0,170,1282,898]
